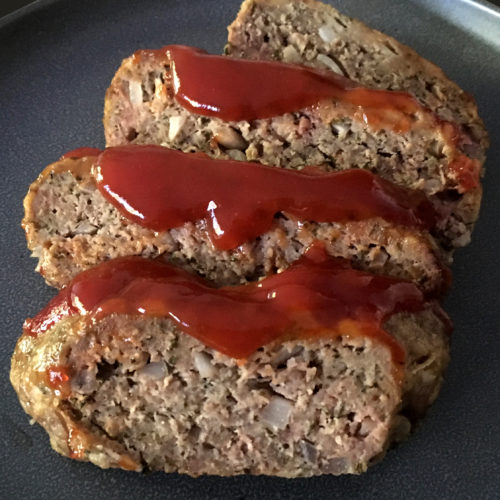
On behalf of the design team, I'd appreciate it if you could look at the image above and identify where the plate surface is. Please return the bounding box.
[0,1,499,498]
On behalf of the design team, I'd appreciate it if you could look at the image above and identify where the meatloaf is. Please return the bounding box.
[10,256,450,476]
[226,0,487,147]
[103,8,486,250]
[23,152,449,292]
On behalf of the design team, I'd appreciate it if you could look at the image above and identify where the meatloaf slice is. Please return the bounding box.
[226,0,487,151]
[10,308,449,476]
[103,44,484,250]
[23,155,449,292]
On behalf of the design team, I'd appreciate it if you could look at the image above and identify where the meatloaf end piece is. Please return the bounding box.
[23,155,449,292]
[10,307,449,476]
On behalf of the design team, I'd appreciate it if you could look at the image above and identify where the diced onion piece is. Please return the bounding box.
[332,123,349,139]
[316,54,343,75]
[226,149,246,161]
[261,396,293,429]
[318,25,336,44]
[154,77,165,99]
[137,361,166,380]
[168,115,187,141]
[128,80,143,106]
[74,220,97,235]
[193,351,215,378]
[271,347,293,367]
[358,416,376,438]
[71,368,96,393]
[325,456,349,474]
[271,345,303,367]
[299,440,317,463]
[282,45,301,63]
[214,126,247,150]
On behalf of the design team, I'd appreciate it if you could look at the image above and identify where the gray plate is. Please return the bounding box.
[1,1,499,498]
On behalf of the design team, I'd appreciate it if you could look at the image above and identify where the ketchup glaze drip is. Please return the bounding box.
[24,245,435,364]
[153,45,420,130]
[94,145,436,251]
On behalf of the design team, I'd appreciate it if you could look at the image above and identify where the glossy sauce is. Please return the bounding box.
[46,365,71,398]
[67,427,86,460]
[60,147,103,160]
[138,45,420,133]
[24,246,433,365]
[133,45,480,192]
[437,122,481,192]
[449,155,481,192]
[94,145,437,250]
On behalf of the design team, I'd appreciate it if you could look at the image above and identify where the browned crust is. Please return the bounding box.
[10,318,142,471]
[22,156,96,247]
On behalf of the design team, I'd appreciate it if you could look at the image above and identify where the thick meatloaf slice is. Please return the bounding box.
[103,49,484,250]
[10,308,449,476]
[23,155,449,292]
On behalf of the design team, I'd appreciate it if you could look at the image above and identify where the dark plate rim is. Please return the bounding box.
[2,0,500,30]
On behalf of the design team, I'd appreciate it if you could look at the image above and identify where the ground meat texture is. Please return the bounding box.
[102,4,486,250]
[226,0,487,148]
[10,308,449,476]
[23,156,449,292]
[224,0,488,249]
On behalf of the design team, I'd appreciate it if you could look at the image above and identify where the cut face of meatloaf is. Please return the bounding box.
[23,154,449,292]
[11,259,449,476]
[103,43,485,250]
[226,0,488,151]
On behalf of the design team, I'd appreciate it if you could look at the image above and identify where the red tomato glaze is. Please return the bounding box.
[46,365,71,398]
[24,245,434,364]
[448,155,481,192]
[132,45,478,192]
[139,45,420,132]
[94,145,437,250]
